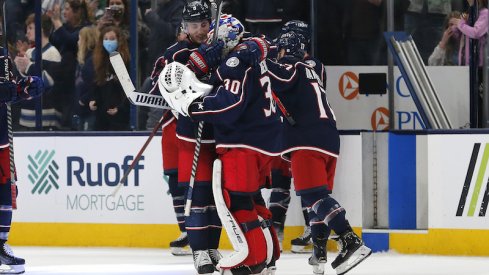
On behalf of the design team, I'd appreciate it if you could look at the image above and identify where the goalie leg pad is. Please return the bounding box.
[233,209,267,268]
[212,159,249,269]
[254,197,280,263]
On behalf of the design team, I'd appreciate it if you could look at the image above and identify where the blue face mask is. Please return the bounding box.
[103,39,118,54]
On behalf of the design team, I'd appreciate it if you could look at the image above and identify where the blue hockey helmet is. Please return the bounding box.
[182,0,212,22]
[281,20,310,50]
[277,31,307,60]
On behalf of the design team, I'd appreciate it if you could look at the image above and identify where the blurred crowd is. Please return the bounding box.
[4,0,486,131]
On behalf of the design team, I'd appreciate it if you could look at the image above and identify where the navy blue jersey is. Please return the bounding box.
[267,58,340,158]
[152,40,214,143]
[188,53,283,155]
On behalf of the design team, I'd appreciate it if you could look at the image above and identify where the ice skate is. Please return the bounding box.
[290,226,312,253]
[0,240,25,274]
[308,241,327,275]
[208,248,222,271]
[169,232,191,256]
[331,231,371,275]
[192,250,215,274]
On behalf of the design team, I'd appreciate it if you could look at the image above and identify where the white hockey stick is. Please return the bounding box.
[212,159,248,269]
[109,51,172,110]
[183,0,223,217]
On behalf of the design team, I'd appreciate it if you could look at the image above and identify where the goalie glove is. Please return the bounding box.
[187,40,224,77]
[159,61,213,116]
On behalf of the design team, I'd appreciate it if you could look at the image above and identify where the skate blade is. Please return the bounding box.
[0,264,25,274]
[335,245,372,275]
[311,262,325,275]
[170,246,192,256]
[291,244,312,254]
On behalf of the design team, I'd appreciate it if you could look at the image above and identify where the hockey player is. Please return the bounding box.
[268,31,372,275]
[268,20,326,254]
[149,0,222,272]
[0,50,44,274]
[159,14,280,275]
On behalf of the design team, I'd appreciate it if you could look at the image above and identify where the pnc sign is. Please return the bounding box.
[338,71,359,100]
[371,107,390,130]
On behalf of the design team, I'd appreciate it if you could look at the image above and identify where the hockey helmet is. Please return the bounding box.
[277,31,307,61]
[208,14,245,57]
[281,20,311,50]
[182,0,212,23]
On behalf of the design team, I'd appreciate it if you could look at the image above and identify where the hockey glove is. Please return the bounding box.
[18,76,44,100]
[235,37,270,67]
[188,40,224,77]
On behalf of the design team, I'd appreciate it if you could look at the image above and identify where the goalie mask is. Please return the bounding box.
[208,14,245,57]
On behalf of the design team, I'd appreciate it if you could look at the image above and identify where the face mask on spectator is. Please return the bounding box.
[103,39,118,54]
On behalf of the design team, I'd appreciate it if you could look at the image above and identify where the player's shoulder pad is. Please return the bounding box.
[163,41,192,63]
[216,52,249,80]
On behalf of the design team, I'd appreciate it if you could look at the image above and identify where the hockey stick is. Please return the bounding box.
[183,0,223,217]
[109,51,172,110]
[2,1,17,209]
[110,113,168,196]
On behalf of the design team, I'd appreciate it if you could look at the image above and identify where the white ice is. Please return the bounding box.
[12,246,489,275]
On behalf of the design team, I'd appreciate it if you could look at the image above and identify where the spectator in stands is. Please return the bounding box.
[73,26,99,131]
[450,0,488,127]
[90,25,130,130]
[428,11,462,65]
[14,14,63,130]
[46,0,91,129]
[98,0,150,82]
[143,0,184,77]
[450,0,488,66]
[404,0,465,64]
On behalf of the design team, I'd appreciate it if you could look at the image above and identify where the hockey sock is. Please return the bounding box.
[0,183,12,240]
[309,210,331,243]
[167,173,186,232]
[301,198,310,225]
[185,185,213,250]
[302,190,348,235]
[208,206,222,249]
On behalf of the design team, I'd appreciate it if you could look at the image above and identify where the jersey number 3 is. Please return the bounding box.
[259,76,277,117]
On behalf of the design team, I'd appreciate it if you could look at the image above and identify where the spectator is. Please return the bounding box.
[46,0,91,129]
[143,0,183,76]
[450,0,488,127]
[14,13,63,130]
[90,25,130,130]
[450,0,488,66]
[98,0,150,82]
[428,11,462,65]
[404,0,465,64]
[73,25,99,130]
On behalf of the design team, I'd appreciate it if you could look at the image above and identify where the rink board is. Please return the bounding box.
[8,132,362,251]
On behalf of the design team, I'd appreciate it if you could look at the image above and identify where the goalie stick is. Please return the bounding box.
[2,1,16,209]
[183,0,223,217]
[109,51,171,110]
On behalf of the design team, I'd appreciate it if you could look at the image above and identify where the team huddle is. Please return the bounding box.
[149,0,372,275]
